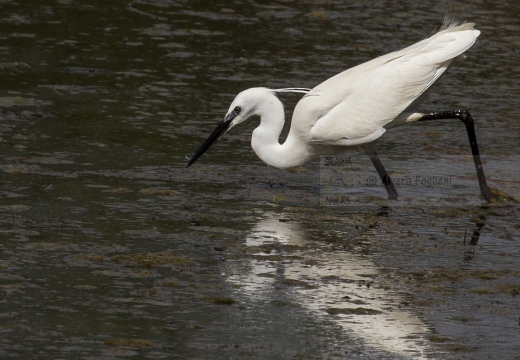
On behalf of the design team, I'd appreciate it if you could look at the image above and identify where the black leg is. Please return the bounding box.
[363,144,398,200]
[418,110,492,202]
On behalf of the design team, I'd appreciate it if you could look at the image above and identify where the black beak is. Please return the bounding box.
[187,112,236,167]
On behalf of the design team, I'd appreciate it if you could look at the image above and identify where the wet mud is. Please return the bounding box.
[1,0,520,359]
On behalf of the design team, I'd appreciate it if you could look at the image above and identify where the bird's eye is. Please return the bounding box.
[234,106,241,114]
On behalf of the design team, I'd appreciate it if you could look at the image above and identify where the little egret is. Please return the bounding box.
[188,20,493,201]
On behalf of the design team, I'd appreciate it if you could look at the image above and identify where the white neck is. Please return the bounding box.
[250,93,311,169]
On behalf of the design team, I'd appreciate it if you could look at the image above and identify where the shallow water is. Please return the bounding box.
[1,0,520,359]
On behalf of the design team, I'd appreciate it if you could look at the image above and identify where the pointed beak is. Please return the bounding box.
[187,112,237,167]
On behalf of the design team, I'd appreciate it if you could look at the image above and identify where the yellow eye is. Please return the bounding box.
[234,106,241,114]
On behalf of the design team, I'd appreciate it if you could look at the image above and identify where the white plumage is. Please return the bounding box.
[188,20,490,200]
[192,21,479,168]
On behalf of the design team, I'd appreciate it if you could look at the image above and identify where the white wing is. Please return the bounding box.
[294,22,480,146]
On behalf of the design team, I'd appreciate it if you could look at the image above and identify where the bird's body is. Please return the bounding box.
[240,21,479,169]
[188,20,494,201]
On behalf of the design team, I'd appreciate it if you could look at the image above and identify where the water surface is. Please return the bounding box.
[1,0,519,359]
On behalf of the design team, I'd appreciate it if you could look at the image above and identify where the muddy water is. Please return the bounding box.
[1,0,520,359]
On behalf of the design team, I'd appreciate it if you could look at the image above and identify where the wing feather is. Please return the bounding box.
[303,23,479,145]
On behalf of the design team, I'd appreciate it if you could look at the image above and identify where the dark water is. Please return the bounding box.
[1,0,520,359]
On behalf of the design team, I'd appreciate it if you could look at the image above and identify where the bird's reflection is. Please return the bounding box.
[224,212,431,358]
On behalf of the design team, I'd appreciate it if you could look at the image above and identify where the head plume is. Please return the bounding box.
[272,87,312,95]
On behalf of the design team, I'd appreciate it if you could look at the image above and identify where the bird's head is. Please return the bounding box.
[186,87,272,167]
[187,87,310,167]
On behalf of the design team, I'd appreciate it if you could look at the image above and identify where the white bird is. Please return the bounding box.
[188,20,493,201]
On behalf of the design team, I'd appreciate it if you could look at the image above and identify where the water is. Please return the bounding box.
[1,0,520,359]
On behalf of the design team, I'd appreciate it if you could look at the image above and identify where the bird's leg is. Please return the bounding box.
[418,110,492,202]
[363,144,398,200]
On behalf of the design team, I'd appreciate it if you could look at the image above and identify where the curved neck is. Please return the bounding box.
[251,94,311,169]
